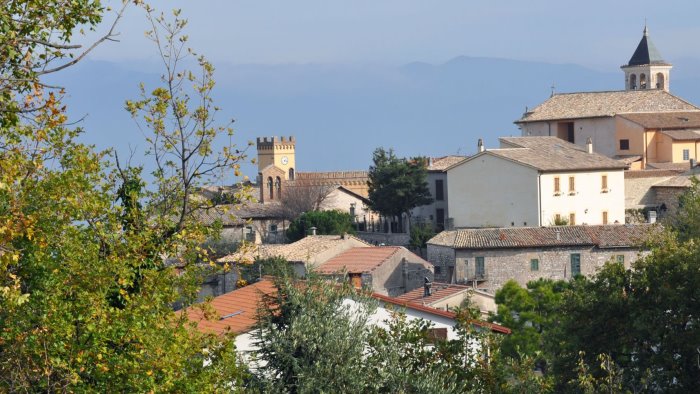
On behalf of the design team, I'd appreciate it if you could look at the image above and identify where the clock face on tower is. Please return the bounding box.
[281,156,289,165]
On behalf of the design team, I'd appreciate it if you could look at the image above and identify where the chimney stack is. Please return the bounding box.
[477,138,485,153]
[423,277,432,297]
[586,137,593,154]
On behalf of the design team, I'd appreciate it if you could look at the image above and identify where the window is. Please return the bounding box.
[269,224,278,233]
[530,258,539,271]
[568,176,575,193]
[601,175,608,191]
[555,213,562,223]
[629,73,637,89]
[640,73,647,89]
[436,209,445,231]
[554,177,561,194]
[656,72,665,90]
[435,266,443,275]
[620,139,630,151]
[616,255,624,264]
[435,179,444,201]
[570,253,581,277]
[475,257,485,279]
[683,149,690,161]
[288,168,295,180]
[569,213,576,225]
[267,177,274,199]
[602,211,608,225]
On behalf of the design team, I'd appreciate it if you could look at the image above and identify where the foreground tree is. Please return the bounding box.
[367,148,432,232]
[285,209,355,241]
[0,3,247,391]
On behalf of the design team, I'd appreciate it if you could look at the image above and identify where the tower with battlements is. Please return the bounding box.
[257,136,296,181]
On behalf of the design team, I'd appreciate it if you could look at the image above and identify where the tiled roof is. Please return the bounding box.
[652,168,700,188]
[481,137,627,172]
[181,278,277,335]
[515,90,699,123]
[428,224,657,250]
[645,162,692,172]
[372,293,511,334]
[662,129,700,141]
[316,246,403,274]
[394,282,472,305]
[429,156,467,172]
[196,202,282,226]
[218,235,370,264]
[618,112,700,129]
[624,169,681,179]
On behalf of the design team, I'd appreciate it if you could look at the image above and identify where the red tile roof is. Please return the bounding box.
[181,279,277,335]
[372,293,511,334]
[316,246,403,274]
[394,282,472,305]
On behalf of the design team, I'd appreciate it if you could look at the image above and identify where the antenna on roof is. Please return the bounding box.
[550,83,556,97]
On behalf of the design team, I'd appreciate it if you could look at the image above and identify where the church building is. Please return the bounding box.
[515,26,700,170]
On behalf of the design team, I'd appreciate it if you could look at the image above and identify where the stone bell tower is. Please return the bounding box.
[621,25,672,92]
[256,136,296,203]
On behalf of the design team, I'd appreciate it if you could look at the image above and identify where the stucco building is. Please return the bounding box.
[446,136,626,228]
[427,224,656,293]
[516,27,700,169]
[411,155,466,231]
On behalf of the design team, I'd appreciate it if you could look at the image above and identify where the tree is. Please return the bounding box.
[0,3,247,391]
[285,210,355,241]
[409,222,436,250]
[273,182,337,221]
[367,147,432,232]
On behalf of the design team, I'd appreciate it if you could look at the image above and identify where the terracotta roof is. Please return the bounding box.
[372,293,511,334]
[428,224,657,250]
[196,202,282,226]
[618,112,700,129]
[474,136,627,172]
[429,156,467,172]
[515,90,699,123]
[181,278,277,335]
[394,282,472,305]
[218,235,371,264]
[316,246,403,274]
[662,129,700,141]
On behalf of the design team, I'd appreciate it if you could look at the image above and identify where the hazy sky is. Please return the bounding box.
[88,0,700,69]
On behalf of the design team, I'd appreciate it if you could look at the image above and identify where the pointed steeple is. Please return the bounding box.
[627,25,668,66]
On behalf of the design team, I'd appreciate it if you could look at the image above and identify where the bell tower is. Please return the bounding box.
[256,136,296,180]
[621,25,672,92]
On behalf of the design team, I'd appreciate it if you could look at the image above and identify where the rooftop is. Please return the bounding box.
[316,246,404,274]
[180,278,276,335]
[428,224,657,250]
[428,155,467,172]
[218,235,370,264]
[515,90,698,123]
[394,282,472,305]
[469,136,627,172]
[618,111,700,129]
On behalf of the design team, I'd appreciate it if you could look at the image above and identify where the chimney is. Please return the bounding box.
[555,229,561,241]
[586,137,593,154]
[423,276,432,297]
[310,226,317,236]
[477,138,485,153]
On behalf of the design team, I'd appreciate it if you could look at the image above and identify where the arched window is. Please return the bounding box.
[288,167,295,180]
[640,73,647,89]
[656,72,665,90]
[629,74,637,90]
[275,177,282,199]
[267,177,274,200]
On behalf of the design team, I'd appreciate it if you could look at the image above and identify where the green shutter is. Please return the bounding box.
[570,254,581,276]
[530,259,539,271]
[475,256,485,278]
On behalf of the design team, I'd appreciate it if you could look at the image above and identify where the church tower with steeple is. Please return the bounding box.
[621,25,672,92]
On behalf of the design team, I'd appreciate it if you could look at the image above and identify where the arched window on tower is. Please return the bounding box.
[267,177,274,200]
[289,168,295,180]
[640,73,647,89]
[656,72,665,90]
[275,177,282,199]
[629,74,637,90]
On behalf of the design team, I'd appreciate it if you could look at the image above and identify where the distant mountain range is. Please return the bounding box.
[52,56,700,179]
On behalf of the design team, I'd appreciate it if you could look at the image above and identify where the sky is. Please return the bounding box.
[59,1,700,179]
[86,0,700,70]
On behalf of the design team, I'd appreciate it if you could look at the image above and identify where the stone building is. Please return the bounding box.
[315,246,434,297]
[427,224,656,293]
[446,136,626,228]
[516,27,700,168]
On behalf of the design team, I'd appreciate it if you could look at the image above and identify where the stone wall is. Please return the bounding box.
[426,244,647,294]
[624,171,674,209]
[654,186,685,218]
[356,231,410,246]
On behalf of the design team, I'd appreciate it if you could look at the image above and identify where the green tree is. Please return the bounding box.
[367,148,432,232]
[670,176,700,241]
[285,209,355,241]
[0,3,247,391]
[491,279,569,373]
[410,221,436,249]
